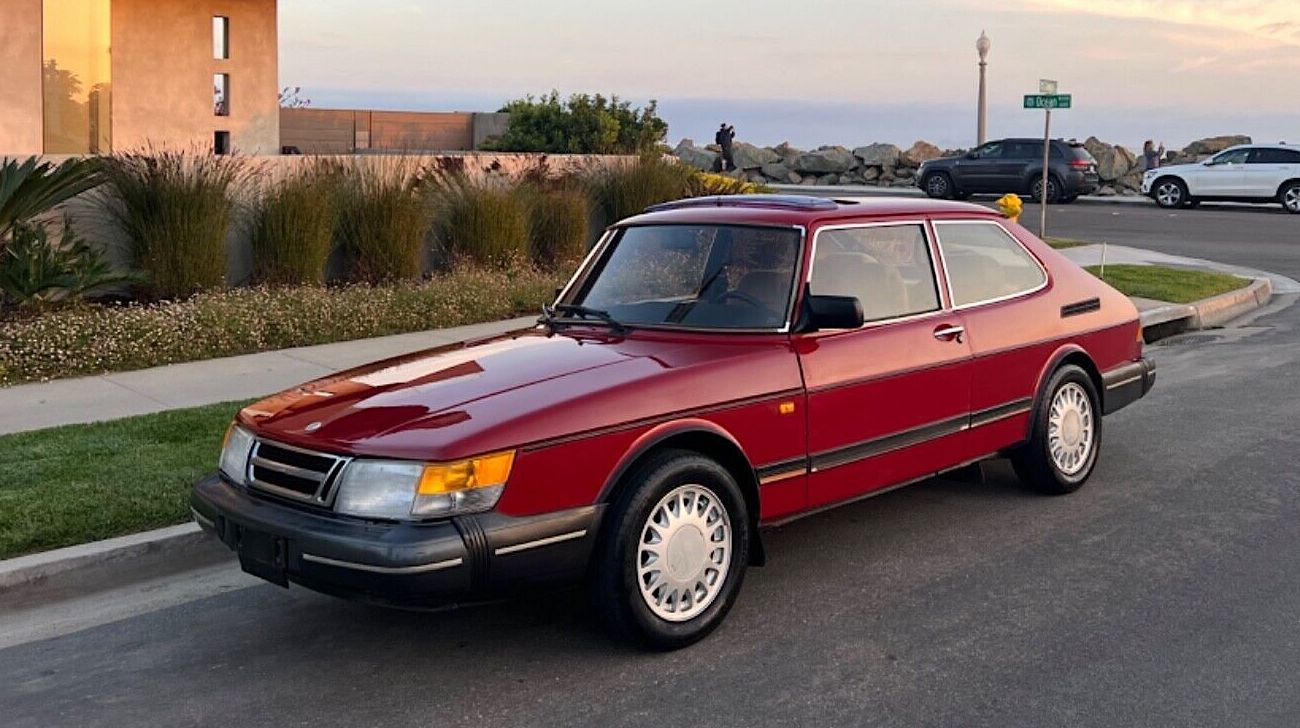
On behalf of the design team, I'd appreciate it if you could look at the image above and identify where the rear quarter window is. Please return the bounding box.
[934,221,1047,307]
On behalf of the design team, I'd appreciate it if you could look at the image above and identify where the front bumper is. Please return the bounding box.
[1101,357,1156,415]
[192,474,602,605]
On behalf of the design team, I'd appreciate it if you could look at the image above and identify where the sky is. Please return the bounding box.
[280,0,1300,151]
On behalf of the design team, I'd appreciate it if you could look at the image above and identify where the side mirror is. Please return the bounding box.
[1203,159,1217,166]
[805,294,864,331]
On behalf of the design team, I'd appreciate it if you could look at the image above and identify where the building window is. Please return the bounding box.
[214,74,230,116]
[214,131,232,155]
[43,0,112,154]
[213,17,230,59]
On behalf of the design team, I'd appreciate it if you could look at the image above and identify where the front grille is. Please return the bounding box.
[247,438,350,506]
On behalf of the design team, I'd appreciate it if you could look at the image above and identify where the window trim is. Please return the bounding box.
[804,220,945,328]
[557,222,809,334]
[931,219,1050,311]
[213,16,231,60]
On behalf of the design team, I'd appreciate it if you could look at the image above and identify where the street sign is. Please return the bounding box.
[1039,79,1057,94]
[1023,94,1072,109]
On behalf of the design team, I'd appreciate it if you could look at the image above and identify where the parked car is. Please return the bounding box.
[919,138,1100,203]
[1142,144,1300,213]
[193,195,1154,649]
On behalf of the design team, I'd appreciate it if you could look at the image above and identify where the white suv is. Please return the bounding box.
[1142,144,1300,213]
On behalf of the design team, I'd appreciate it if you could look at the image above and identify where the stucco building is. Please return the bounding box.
[0,0,279,156]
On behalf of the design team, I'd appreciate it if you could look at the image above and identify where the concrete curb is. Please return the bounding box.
[0,521,232,609]
[1137,277,1273,339]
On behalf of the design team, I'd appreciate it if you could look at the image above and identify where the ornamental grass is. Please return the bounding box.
[250,160,340,285]
[0,267,563,386]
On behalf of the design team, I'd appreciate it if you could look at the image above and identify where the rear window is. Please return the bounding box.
[934,221,1047,307]
[1064,144,1094,162]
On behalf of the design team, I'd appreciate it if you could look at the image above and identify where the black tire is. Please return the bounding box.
[1152,177,1188,209]
[952,190,971,201]
[1060,194,1079,204]
[1010,364,1102,495]
[923,172,954,199]
[1280,181,1300,214]
[591,449,750,650]
[1030,175,1062,203]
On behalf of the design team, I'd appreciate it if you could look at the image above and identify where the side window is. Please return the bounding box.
[1212,149,1249,165]
[935,222,1047,307]
[1282,149,1300,164]
[974,141,1003,159]
[1251,148,1300,164]
[810,224,941,322]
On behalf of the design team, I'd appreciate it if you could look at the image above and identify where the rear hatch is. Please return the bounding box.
[1065,142,1099,178]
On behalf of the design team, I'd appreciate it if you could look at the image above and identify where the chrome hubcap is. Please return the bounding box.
[927,176,947,196]
[1285,187,1300,212]
[637,484,732,622]
[1047,382,1094,476]
[1156,182,1182,207]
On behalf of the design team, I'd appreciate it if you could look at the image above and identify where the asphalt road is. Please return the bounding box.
[4,206,1300,727]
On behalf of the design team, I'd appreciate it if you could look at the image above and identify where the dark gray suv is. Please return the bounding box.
[918,138,1100,203]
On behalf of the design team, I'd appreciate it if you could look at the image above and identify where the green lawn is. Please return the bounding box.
[0,399,251,559]
[1086,264,1249,304]
[1045,237,1094,250]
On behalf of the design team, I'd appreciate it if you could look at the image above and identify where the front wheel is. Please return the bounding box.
[1011,365,1102,495]
[1152,177,1188,209]
[1281,181,1300,214]
[591,450,749,650]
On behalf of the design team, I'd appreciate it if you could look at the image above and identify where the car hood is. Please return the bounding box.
[1147,162,1202,175]
[236,327,798,461]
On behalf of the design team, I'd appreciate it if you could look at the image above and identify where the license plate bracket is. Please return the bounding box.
[237,528,289,587]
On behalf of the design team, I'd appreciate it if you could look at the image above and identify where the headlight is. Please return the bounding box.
[333,450,515,520]
[219,425,255,484]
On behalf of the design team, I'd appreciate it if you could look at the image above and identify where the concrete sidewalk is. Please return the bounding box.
[1,316,536,436]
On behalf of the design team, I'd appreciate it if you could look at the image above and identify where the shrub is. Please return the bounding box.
[99,150,248,299]
[0,156,105,250]
[251,163,339,285]
[483,91,668,155]
[430,174,531,269]
[586,154,694,225]
[335,161,432,282]
[0,268,564,385]
[527,186,590,268]
[1,219,137,309]
[687,171,772,196]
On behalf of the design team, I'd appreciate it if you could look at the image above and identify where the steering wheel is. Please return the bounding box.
[714,290,767,309]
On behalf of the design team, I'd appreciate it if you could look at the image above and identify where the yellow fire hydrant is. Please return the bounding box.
[995,193,1022,223]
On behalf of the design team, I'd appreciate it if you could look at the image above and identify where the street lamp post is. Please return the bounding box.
[977,31,990,145]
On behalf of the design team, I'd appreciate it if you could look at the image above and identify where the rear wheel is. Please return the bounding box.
[1153,177,1188,209]
[591,449,749,650]
[923,172,955,199]
[1281,181,1300,214]
[1011,365,1102,495]
[1030,175,1062,203]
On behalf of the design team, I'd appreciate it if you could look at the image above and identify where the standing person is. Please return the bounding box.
[716,123,736,172]
[1142,140,1165,171]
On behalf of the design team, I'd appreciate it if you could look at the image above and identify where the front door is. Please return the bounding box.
[957,140,1006,192]
[796,222,972,508]
[1192,148,1249,197]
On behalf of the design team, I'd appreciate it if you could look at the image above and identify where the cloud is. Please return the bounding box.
[1022,1,1300,47]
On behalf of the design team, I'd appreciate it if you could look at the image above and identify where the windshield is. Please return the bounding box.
[568,224,802,330]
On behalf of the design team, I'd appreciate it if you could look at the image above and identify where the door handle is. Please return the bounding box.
[933,324,965,343]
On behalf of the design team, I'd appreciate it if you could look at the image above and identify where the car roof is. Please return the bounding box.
[618,195,998,228]
[1222,143,1293,151]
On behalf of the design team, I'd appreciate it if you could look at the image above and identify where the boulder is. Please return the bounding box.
[1083,136,1137,181]
[673,139,718,170]
[1117,171,1143,191]
[790,146,857,174]
[894,167,915,179]
[890,178,916,188]
[853,143,901,167]
[838,174,856,185]
[773,141,805,159]
[861,167,880,182]
[1095,186,1116,197]
[760,161,792,180]
[898,140,942,167]
[798,176,819,186]
[746,172,767,184]
[731,142,779,170]
[817,173,840,185]
[787,170,803,184]
[1181,135,1251,158]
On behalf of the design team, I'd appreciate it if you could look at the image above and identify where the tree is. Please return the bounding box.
[484,91,668,155]
[278,86,311,109]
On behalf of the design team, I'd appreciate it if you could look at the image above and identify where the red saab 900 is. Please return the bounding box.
[193,195,1154,649]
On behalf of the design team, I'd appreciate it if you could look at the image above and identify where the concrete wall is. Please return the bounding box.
[0,0,44,156]
[113,0,279,154]
[282,110,512,154]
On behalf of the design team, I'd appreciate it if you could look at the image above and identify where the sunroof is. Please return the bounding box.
[645,194,839,213]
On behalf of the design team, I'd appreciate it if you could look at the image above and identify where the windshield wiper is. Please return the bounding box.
[540,304,628,334]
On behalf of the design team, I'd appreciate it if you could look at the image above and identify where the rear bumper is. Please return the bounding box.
[192,473,602,606]
[1101,357,1156,415]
